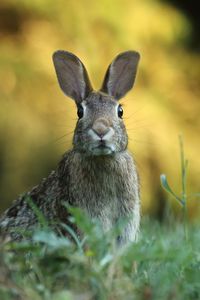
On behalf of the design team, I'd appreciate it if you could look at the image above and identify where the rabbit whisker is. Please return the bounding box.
[129,139,161,147]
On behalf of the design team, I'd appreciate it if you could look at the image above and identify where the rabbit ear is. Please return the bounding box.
[100,51,140,100]
[52,50,93,103]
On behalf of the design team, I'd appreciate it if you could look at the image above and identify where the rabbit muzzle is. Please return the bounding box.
[88,118,115,155]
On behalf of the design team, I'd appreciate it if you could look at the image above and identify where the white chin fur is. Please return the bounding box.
[90,146,115,156]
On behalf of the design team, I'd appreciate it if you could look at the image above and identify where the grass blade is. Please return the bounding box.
[160,174,183,205]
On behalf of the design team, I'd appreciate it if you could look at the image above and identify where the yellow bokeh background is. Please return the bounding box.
[0,0,200,219]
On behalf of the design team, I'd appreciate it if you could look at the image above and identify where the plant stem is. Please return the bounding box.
[179,135,188,241]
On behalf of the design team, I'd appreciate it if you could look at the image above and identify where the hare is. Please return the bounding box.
[0,50,140,244]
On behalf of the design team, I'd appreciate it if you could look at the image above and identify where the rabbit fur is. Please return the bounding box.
[0,50,141,244]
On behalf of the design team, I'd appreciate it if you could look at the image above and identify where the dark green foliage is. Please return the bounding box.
[0,210,199,300]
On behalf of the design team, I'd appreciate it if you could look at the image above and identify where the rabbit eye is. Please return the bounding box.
[117,105,123,118]
[77,105,84,119]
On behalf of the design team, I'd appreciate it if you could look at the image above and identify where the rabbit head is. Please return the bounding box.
[53,51,140,156]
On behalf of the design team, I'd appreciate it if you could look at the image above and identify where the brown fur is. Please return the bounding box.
[0,50,141,245]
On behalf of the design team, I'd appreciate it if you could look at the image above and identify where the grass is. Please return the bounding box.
[161,135,189,241]
[0,212,200,300]
[161,136,200,241]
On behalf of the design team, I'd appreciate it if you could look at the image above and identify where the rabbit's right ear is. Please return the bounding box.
[52,51,93,103]
[100,51,140,100]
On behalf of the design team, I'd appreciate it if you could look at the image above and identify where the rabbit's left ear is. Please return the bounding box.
[100,51,140,100]
[53,50,93,103]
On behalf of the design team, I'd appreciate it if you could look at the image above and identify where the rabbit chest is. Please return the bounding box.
[63,151,139,231]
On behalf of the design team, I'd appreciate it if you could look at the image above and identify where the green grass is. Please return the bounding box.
[0,211,199,300]
[161,135,190,241]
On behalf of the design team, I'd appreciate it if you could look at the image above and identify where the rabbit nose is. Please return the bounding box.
[91,118,113,139]
[92,119,109,138]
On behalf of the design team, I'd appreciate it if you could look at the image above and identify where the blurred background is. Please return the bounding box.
[0,0,199,220]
